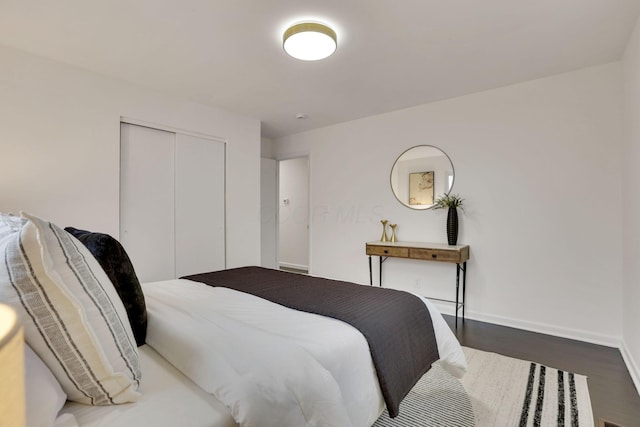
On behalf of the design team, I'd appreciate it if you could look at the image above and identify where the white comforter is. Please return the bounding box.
[142,279,466,427]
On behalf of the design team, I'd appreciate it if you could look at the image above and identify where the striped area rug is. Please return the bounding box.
[374,347,593,427]
[373,362,475,427]
[462,347,593,427]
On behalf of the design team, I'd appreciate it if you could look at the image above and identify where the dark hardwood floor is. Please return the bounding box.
[442,315,640,427]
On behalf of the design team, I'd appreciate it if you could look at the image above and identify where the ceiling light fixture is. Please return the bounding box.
[283,22,337,61]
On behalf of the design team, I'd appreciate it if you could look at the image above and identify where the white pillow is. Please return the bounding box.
[25,344,67,427]
[0,213,25,239]
[0,212,141,405]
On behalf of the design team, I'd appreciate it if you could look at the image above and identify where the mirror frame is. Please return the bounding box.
[389,145,455,210]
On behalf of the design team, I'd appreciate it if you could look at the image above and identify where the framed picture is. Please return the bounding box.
[409,171,434,206]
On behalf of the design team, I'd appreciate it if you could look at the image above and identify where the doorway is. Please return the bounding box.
[278,157,309,273]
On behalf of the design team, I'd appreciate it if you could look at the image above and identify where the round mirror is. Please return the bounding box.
[390,145,455,210]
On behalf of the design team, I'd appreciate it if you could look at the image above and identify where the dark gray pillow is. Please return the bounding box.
[65,227,147,346]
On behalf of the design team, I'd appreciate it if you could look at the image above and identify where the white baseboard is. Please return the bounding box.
[621,341,640,395]
[432,303,621,348]
[279,262,308,271]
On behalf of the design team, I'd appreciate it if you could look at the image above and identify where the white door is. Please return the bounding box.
[120,124,176,283]
[120,123,226,282]
[175,133,226,277]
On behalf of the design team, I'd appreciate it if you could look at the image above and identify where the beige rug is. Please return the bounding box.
[374,347,594,426]
[462,347,593,426]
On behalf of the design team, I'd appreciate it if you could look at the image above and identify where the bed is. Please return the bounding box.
[61,275,466,427]
[0,213,467,427]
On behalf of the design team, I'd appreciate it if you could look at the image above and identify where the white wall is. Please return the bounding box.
[260,157,278,269]
[622,15,640,392]
[275,63,623,346]
[0,44,261,268]
[261,137,275,159]
[278,157,309,270]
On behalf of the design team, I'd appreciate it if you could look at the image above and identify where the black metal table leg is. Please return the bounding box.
[462,261,467,322]
[379,256,382,287]
[368,256,372,286]
[455,263,461,328]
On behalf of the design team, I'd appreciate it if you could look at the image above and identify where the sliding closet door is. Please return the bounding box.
[120,122,226,282]
[175,134,225,277]
[120,123,176,283]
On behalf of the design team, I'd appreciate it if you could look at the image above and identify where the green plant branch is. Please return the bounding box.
[433,193,465,211]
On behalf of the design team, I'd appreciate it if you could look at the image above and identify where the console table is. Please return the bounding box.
[365,241,470,326]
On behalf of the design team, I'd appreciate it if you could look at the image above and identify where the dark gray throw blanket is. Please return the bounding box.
[182,266,440,418]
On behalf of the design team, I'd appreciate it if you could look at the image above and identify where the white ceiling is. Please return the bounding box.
[1,0,639,139]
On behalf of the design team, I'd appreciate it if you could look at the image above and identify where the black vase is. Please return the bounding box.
[447,206,458,246]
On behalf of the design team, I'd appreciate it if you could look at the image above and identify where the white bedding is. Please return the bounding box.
[61,345,236,427]
[62,278,466,427]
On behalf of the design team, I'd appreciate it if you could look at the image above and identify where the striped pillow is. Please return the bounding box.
[0,212,141,405]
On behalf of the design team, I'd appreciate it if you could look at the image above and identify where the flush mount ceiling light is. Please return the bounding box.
[283,22,337,61]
